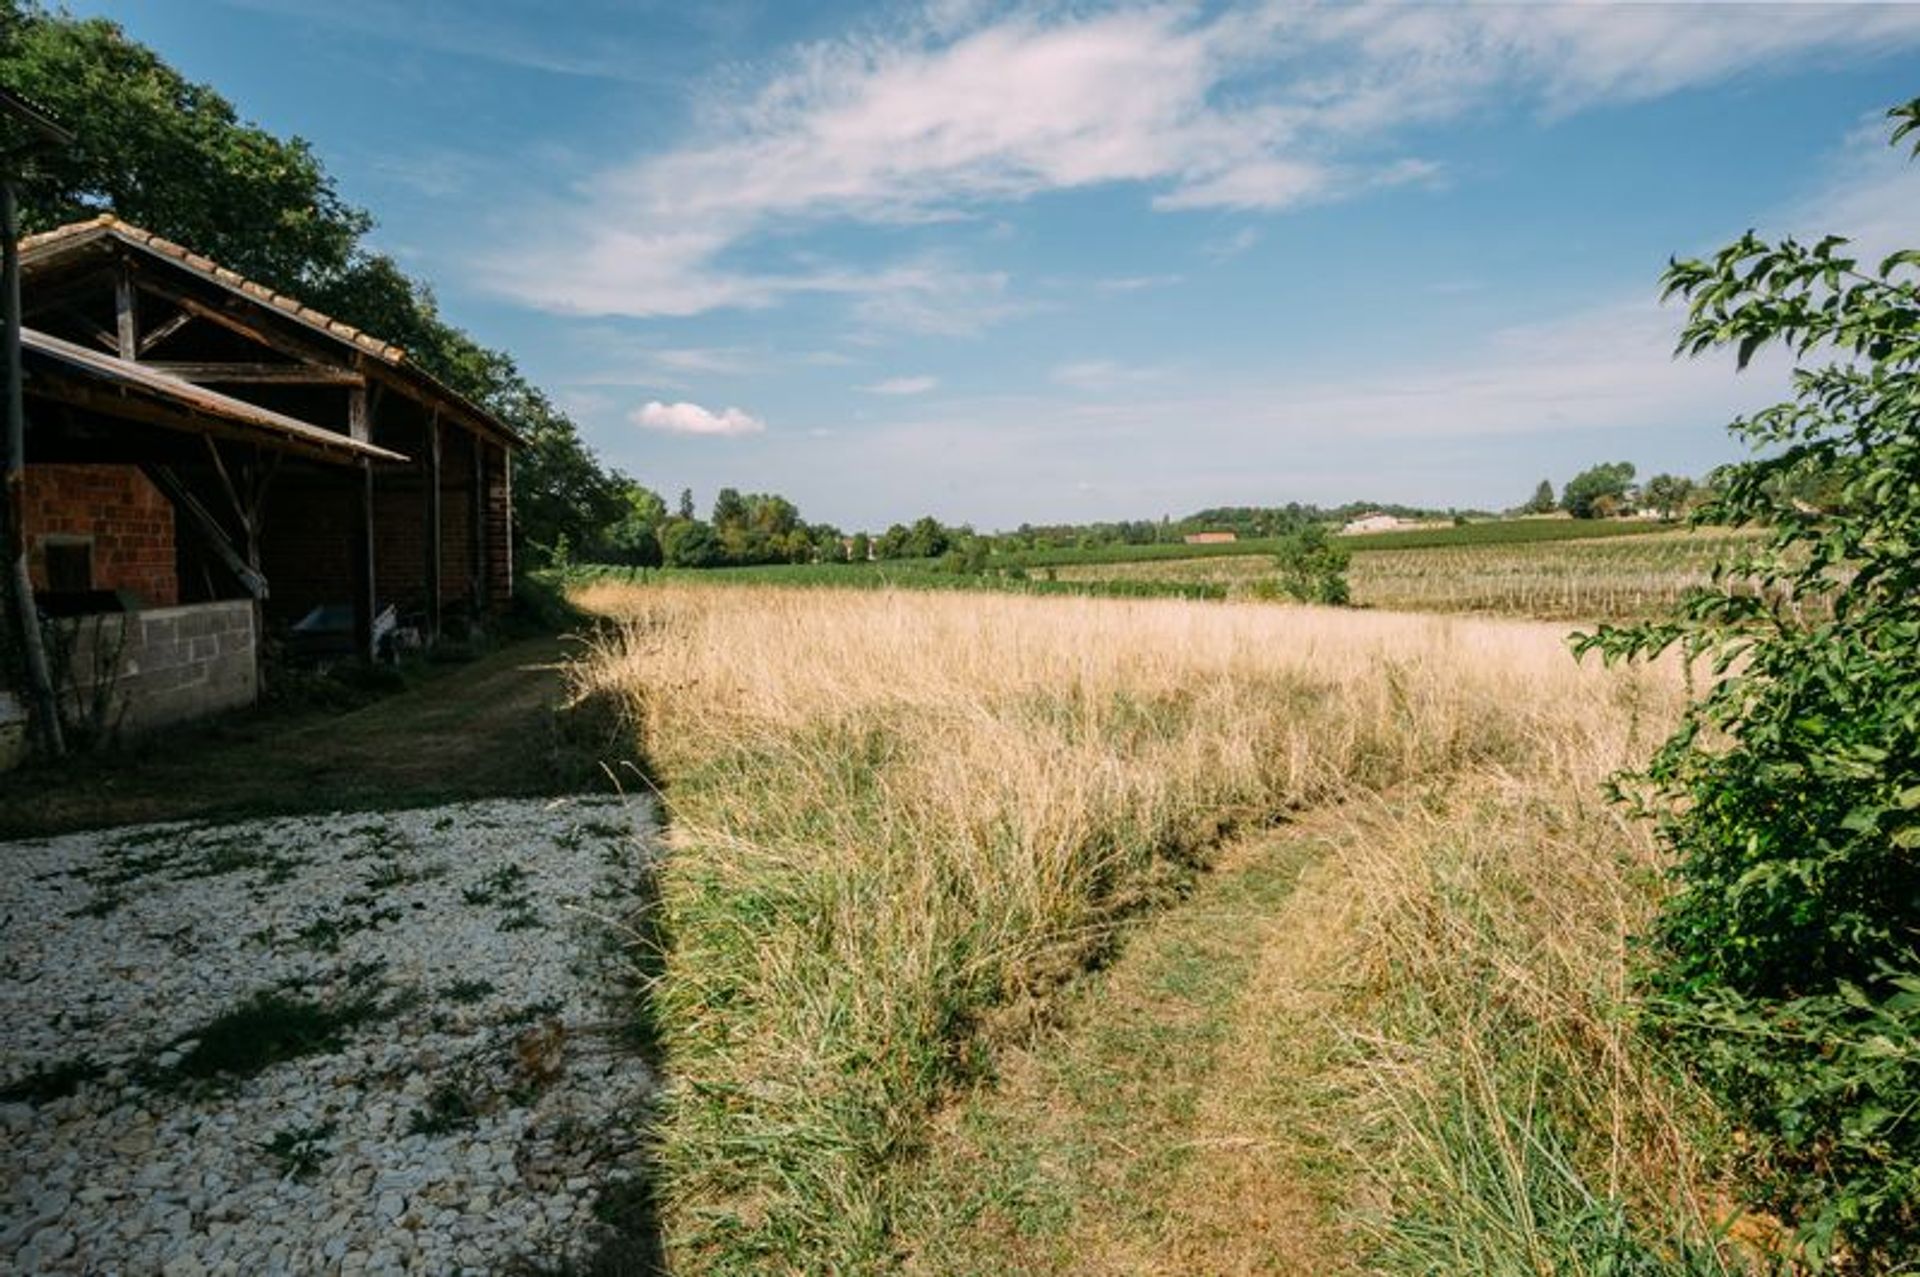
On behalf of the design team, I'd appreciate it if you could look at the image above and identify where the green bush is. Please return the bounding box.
[1272,525,1351,605]
[1578,99,1920,1269]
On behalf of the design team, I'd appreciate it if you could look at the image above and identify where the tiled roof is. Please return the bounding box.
[20,215,407,362]
[19,216,522,447]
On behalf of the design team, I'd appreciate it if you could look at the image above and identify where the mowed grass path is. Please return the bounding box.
[898,821,1347,1276]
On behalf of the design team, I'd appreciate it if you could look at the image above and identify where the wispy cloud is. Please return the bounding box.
[1093,273,1185,293]
[1050,359,1166,392]
[630,400,766,436]
[483,1,1920,320]
[1202,226,1261,261]
[861,375,940,395]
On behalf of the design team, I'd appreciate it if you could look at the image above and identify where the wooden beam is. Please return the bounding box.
[136,309,194,356]
[114,268,137,358]
[143,361,364,386]
[27,371,392,468]
[348,384,370,443]
[425,413,442,640]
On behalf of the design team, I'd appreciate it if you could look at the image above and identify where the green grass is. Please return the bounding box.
[560,561,1228,601]
[892,828,1338,1276]
[994,517,1685,569]
[1333,516,1689,551]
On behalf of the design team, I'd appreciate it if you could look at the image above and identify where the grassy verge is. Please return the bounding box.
[569,582,1705,1272]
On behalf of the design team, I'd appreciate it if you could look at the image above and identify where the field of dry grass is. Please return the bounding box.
[1050,527,1760,620]
[568,581,1739,1273]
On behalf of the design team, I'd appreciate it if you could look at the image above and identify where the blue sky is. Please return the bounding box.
[74,1,1920,530]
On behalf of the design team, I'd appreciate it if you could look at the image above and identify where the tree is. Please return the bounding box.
[678,488,696,520]
[903,516,951,559]
[660,520,721,569]
[1272,525,1350,605]
[0,3,364,293]
[0,5,635,569]
[1523,479,1556,514]
[1576,98,1920,1266]
[1560,461,1636,519]
[711,488,747,530]
[849,532,871,562]
[601,482,667,567]
[1641,473,1694,521]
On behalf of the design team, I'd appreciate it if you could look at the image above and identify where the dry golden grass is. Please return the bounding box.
[569,581,1713,1273]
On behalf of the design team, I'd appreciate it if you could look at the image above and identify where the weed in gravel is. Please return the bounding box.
[261,1121,337,1180]
[445,978,497,1005]
[463,863,530,906]
[408,1082,482,1136]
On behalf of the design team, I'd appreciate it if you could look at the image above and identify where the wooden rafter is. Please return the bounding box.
[143,361,364,386]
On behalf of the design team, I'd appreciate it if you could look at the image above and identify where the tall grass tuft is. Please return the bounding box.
[569,582,1707,1271]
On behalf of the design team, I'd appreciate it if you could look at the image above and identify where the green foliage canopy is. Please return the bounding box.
[1577,98,1920,1267]
[1561,461,1637,519]
[0,3,637,567]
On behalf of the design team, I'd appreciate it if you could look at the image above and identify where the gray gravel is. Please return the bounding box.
[0,796,660,1276]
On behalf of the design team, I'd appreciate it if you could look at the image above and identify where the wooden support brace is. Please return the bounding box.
[145,464,269,599]
[136,309,194,356]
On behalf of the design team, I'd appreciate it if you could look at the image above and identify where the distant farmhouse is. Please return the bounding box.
[2,216,519,764]
[1182,530,1237,545]
[1339,512,1406,536]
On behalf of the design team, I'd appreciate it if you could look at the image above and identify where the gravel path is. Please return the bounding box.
[1,795,660,1276]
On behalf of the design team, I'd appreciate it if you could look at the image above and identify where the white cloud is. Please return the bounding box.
[1202,226,1262,261]
[630,400,766,436]
[1094,273,1185,293]
[1050,359,1165,392]
[484,1,1920,319]
[861,375,939,395]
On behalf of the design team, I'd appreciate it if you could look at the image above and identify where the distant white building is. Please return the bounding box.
[1340,513,1405,535]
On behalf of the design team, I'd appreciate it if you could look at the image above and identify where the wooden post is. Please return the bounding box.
[114,267,138,359]
[500,445,512,596]
[352,460,376,663]
[425,413,441,641]
[2,180,63,756]
[348,384,370,443]
[470,434,486,611]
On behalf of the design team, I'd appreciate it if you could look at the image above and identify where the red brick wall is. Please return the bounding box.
[23,465,178,607]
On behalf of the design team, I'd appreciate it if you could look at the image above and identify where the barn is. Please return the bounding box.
[1,215,519,762]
